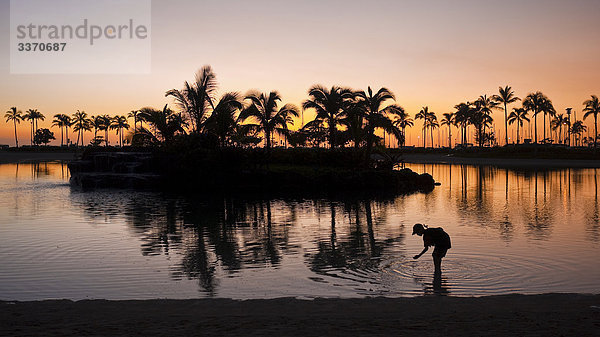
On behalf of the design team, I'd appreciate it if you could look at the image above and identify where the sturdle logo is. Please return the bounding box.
[10,0,151,74]
[15,19,149,45]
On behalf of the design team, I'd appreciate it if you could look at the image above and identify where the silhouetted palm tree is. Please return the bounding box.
[204,92,243,147]
[522,92,542,144]
[230,123,262,148]
[24,109,44,145]
[110,115,130,147]
[454,102,472,146]
[441,112,454,148]
[392,110,413,147]
[523,92,553,144]
[354,86,403,155]
[571,120,587,146]
[544,103,556,143]
[301,119,328,147]
[29,109,45,135]
[63,115,72,146]
[138,105,187,143]
[507,107,529,144]
[583,95,600,148]
[472,96,497,147]
[551,113,567,144]
[4,107,23,148]
[425,111,439,147]
[340,101,366,149]
[302,85,353,148]
[97,115,112,146]
[91,115,105,141]
[166,65,217,133]
[239,91,299,150]
[52,114,70,146]
[22,110,34,145]
[415,107,430,147]
[128,110,140,135]
[493,86,520,146]
[72,110,92,146]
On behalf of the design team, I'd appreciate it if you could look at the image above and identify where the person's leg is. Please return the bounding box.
[433,255,442,274]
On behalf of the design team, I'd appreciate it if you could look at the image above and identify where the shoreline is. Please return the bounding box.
[402,153,600,168]
[0,151,76,164]
[2,294,599,336]
[1,151,599,169]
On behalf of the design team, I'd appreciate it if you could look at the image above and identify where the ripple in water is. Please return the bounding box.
[382,250,583,296]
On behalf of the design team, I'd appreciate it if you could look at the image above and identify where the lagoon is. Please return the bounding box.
[0,161,598,300]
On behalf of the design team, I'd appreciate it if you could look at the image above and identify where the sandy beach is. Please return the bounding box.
[1,294,599,336]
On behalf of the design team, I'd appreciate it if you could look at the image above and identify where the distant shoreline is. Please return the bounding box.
[0,151,77,164]
[1,294,598,336]
[1,150,599,169]
[402,153,600,168]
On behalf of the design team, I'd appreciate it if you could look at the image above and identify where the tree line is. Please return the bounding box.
[4,65,600,149]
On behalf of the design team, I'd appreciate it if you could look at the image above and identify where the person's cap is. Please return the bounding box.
[412,223,424,235]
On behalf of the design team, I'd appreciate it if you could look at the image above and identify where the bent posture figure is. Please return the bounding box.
[412,223,451,274]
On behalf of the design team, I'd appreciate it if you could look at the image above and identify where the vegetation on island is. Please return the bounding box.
[4,66,600,153]
[5,65,600,192]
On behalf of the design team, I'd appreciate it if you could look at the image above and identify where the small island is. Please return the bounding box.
[67,147,436,195]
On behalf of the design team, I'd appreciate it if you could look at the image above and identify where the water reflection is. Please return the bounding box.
[413,272,451,296]
[308,201,404,284]
[407,163,600,243]
[1,161,600,299]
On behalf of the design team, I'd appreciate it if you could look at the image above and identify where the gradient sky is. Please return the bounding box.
[1,0,600,146]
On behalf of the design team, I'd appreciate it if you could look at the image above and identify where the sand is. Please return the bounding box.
[1,294,599,336]
[0,151,76,164]
[402,154,600,168]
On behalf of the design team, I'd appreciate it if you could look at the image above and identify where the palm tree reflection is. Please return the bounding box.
[308,200,402,283]
[65,164,600,296]
[586,169,600,242]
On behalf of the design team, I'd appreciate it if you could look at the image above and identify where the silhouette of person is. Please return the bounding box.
[412,223,451,274]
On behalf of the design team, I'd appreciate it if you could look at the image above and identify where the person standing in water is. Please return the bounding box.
[412,223,451,274]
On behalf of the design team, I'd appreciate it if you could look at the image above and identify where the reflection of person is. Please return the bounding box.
[412,223,451,274]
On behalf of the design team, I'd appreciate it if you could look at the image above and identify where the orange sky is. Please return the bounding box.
[2,0,600,146]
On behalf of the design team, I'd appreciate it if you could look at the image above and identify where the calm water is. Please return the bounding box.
[0,161,599,300]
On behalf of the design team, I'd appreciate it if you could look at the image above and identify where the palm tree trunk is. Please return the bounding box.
[329,124,335,149]
[480,125,484,147]
[504,103,508,146]
[365,129,375,166]
[60,127,64,146]
[516,122,520,144]
[543,113,546,142]
[430,128,434,148]
[13,121,18,148]
[534,112,538,143]
[595,115,598,148]
[448,125,451,148]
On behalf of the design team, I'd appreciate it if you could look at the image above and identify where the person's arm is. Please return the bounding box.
[413,246,428,259]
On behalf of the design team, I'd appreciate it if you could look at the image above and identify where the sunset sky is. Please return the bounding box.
[1,0,600,146]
